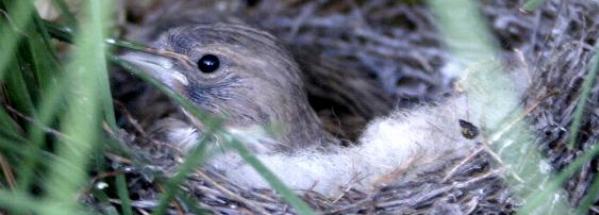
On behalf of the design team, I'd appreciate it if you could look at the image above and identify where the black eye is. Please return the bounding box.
[197,54,220,73]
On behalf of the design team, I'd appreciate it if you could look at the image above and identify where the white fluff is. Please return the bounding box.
[168,60,530,196]
[205,95,478,195]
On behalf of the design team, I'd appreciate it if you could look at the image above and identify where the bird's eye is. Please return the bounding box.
[197,54,220,73]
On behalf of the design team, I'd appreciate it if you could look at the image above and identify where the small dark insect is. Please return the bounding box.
[459,119,479,139]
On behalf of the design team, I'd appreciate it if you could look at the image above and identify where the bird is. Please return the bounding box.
[121,23,530,196]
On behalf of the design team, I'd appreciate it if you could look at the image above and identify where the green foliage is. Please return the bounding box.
[0,0,596,214]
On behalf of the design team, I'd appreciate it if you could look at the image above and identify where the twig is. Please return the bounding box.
[194,170,272,215]
[4,105,67,139]
[489,91,557,144]
[156,184,185,215]
[442,146,485,182]
[114,101,147,136]
[0,9,29,37]
[0,153,16,189]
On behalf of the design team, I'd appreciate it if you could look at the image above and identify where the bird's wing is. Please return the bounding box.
[290,45,394,141]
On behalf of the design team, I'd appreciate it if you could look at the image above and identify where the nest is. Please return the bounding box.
[101,0,599,214]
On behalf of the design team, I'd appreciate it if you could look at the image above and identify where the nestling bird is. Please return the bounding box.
[122,23,529,196]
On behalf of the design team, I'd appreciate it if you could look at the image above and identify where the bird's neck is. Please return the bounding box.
[182,101,334,154]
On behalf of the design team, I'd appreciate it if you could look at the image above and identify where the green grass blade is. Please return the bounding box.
[428,0,497,64]
[575,173,599,214]
[16,77,66,190]
[51,0,77,29]
[518,142,599,214]
[41,0,113,214]
[10,7,67,191]
[0,106,20,134]
[0,191,40,214]
[91,185,121,215]
[10,11,68,190]
[176,193,210,215]
[44,20,75,43]
[0,0,35,80]
[151,138,211,215]
[3,57,36,116]
[0,129,27,150]
[227,137,316,215]
[0,132,58,166]
[40,22,117,130]
[567,47,599,149]
[115,174,133,215]
[28,12,61,92]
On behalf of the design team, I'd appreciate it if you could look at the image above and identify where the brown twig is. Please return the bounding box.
[0,153,16,189]
[193,170,272,215]
[4,105,66,139]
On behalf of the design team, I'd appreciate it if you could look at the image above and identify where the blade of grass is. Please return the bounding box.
[0,124,25,139]
[176,193,210,215]
[428,0,496,65]
[226,137,316,215]
[28,12,61,92]
[5,4,62,103]
[44,20,75,43]
[0,0,36,80]
[51,0,77,29]
[0,134,57,165]
[38,20,134,156]
[518,141,599,214]
[2,10,43,115]
[115,174,133,215]
[42,0,113,214]
[0,106,20,134]
[42,22,117,131]
[11,6,67,191]
[3,57,36,116]
[0,190,93,215]
[1,1,53,128]
[91,185,121,215]
[151,137,211,215]
[0,190,40,214]
[575,172,599,214]
[0,130,28,152]
[16,74,67,190]
[45,20,147,51]
[567,46,599,149]
[7,17,70,188]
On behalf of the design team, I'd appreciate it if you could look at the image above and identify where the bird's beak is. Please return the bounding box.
[121,51,206,130]
[120,52,190,90]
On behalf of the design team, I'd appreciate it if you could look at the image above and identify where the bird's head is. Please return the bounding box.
[122,24,326,150]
